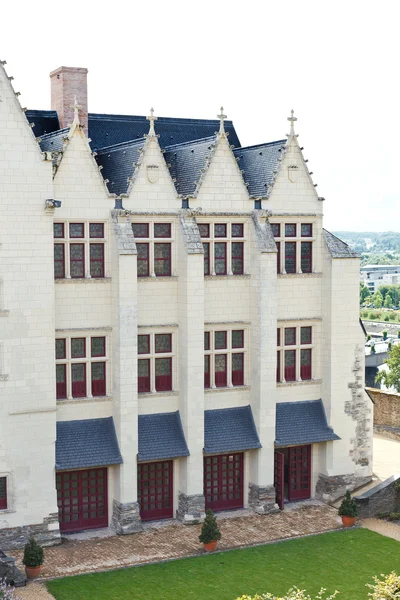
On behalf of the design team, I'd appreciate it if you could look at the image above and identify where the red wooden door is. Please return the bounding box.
[138,460,173,521]
[56,468,108,532]
[274,451,285,510]
[288,445,311,500]
[204,453,244,511]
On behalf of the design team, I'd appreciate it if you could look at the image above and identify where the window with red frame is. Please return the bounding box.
[215,354,227,387]
[91,337,106,396]
[203,242,210,275]
[285,242,296,274]
[199,223,244,276]
[137,333,173,393]
[232,353,244,386]
[53,223,105,280]
[204,355,210,388]
[301,242,312,273]
[137,244,150,277]
[56,339,67,399]
[138,359,151,392]
[90,244,104,278]
[277,325,313,383]
[300,349,312,380]
[276,350,281,383]
[232,242,244,275]
[132,223,172,277]
[214,242,227,275]
[205,329,244,388]
[284,350,296,381]
[272,222,314,275]
[0,477,7,510]
[54,244,65,279]
[155,357,172,391]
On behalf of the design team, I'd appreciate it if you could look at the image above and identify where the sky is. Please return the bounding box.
[2,0,399,231]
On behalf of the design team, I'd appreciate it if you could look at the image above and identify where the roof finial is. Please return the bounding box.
[147,107,157,135]
[218,106,227,134]
[70,95,82,126]
[287,109,297,135]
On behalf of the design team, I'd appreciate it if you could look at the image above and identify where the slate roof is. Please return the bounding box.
[138,411,190,462]
[275,400,340,447]
[233,140,286,197]
[28,110,240,151]
[204,406,261,454]
[323,229,360,259]
[95,139,144,196]
[56,417,123,471]
[25,109,60,137]
[164,136,216,196]
[39,128,69,153]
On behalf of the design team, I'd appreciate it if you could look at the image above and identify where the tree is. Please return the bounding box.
[373,290,383,308]
[384,293,393,308]
[360,282,370,304]
[376,344,400,392]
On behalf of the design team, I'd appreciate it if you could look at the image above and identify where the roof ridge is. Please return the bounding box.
[39,128,69,140]
[96,138,145,154]
[164,135,216,151]
[89,112,235,125]
[235,139,286,152]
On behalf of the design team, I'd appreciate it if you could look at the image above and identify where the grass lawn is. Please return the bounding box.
[46,529,400,600]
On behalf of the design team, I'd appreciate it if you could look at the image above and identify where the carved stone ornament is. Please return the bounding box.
[288,164,299,183]
[146,164,159,183]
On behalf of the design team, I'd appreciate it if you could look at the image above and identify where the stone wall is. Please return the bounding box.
[0,513,60,551]
[355,475,400,518]
[366,387,400,427]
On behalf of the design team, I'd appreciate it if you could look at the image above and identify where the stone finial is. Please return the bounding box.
[218,106,227,134]
[70,95,82,126]
[147,107,158,135]
[287,109,297,135]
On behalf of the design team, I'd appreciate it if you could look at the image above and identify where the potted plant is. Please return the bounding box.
[199,509,221,552]
[338,490,358,527]
[22,537,44,579]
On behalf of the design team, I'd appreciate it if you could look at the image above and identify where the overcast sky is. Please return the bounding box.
[2,0,398,232]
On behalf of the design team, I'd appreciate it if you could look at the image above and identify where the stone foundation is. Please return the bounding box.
[0,512,61,550]
[355,475,400,518]
[176,492,205,524]
[315,473,372,503]
[112,500,142,534]
[248,483,278,514]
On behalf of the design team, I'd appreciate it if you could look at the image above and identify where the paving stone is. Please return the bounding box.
[9,505,342,580]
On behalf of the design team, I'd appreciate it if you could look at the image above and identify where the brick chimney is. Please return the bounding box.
[50,66,88,133]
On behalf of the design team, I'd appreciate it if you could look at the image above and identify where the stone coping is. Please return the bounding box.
[355,474,400,500]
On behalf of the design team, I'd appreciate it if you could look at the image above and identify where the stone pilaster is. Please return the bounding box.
[112,500,142,534]
[176,492,205,524]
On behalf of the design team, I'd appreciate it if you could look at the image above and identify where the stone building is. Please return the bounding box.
[0,62,373,547]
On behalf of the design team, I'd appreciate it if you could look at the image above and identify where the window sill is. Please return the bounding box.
[205,274,250,281]
[0,310,10,317]
[278,272,322,279]
[277,378,321,388]
[139,390,179,398]
[0,508,16,515]
[0,374,9,382]
[55,277,112,284]
[57,396,112,404]
[205,385,251,393]
[138,276,178,282]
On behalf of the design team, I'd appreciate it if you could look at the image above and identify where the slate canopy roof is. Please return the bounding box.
[275,400,340,447]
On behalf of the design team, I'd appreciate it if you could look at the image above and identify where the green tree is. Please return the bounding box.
[360,282,370,304]
[376,344,400,392]
[373,290,383,308]
[384,293,393,308]
[378,284,400,307]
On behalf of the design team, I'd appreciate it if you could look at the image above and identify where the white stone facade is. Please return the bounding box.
[0,63,373,546]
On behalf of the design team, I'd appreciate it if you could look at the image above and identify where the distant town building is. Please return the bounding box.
[361,265,400,295]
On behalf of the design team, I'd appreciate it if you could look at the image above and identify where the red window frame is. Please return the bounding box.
[71,338,86,359]
[300,327,312,345]
[232,223,244,237]
[204,332,210,351]
[89,223,105,238]
[54,223,65,239]
[215,331,227,349]
[203,242,210,275]
[69,223,85,238]
[277,350,281,383]
[232,330,244,349]
[204,355,210,388]
[56,339,66,359]
[285,242,296,274]
[285,223,297,237]
[71,363,87,398]
[137,243,150,277]
[91,362,106,397]
[0,477,7,510]
[231,242,244,275]
[301,242,312,273]
[138,334,150,355]
[215,354,227,387]
[271,223,280,237]
[276,241,281,274]
[284,350,296,382]
[198,223,210,238]
[138,359,151,393]
[56,364,67,400]
[155,357,172,391]
[277,328,281,346]
[154,243,171,277]
[91,337,106,357]
[132,223,149,238]
[301,223,313,237]
[300,349,312,380]
[90,243,105,278]
[155,334,172,353]
[232,353,244,386]
[54,244,65,279]
[284,327,296,346]
[214,223,227,238]
[214,242,227,275]
[70,243,85,279]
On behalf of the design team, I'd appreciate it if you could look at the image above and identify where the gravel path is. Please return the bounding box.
[360,517,400,542]
[15,583,55,600]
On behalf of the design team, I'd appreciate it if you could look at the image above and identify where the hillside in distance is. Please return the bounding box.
[333,231,400,266]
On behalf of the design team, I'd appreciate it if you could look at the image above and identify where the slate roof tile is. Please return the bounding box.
[233,140,286,197]
[95,139,144,196]
[164,136,216,196]
[204,406,261,454]
[56,417,123,471]
[275,399,340,447]
[39,128,69,153]
[323,229,360,259]
[25,109,60,137]
[138,411,189,462]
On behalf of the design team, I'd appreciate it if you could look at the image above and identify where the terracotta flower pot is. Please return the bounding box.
[25,565,41,579]
[203,540,218,552]
[341,515,356,527]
